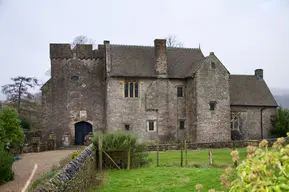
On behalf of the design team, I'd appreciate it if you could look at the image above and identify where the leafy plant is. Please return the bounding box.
[70,146,86,159]
[92,131,151,168]
[221,133,289,191]
[271,107,289,137]
[0,142,14,184]
[0,107,24,154]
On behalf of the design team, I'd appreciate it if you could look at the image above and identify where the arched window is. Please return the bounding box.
[231,115,240,131]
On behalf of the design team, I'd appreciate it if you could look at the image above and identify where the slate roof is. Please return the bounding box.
[230,75,278,107]
[109,45,204,78]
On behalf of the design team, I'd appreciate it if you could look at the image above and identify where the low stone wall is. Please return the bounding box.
[34,144,99,192]
[147,138,286,151]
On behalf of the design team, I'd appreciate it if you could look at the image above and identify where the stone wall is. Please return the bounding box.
[231,106,277,140]
[146,137,286,151]
[34,144,99,192]
[195,53,231,143]
[42,44,105,147]
[105,77,188,143]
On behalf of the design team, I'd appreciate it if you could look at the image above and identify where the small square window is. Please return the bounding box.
[211,62,216,69]
[179,120,185,130]
[177,87,183,97]
[125,124,130,131]
[209,101,216,111]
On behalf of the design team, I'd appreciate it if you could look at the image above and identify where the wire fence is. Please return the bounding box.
[146,138,287,167]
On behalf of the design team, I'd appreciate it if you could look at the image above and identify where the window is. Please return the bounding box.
[124,81,139,98]
[147,120,156,132]
[211,62,216,69]
[135,82,139,97]
[125,124,130,131]
[231,115,240,131]
[124,82,129,97]
[209,101,216,111]
[177,87,183,97]
[129,82,134,97]
[179,120,185,130]
[71,76,79,82]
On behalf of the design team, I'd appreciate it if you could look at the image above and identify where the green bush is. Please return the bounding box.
[0,143,14,184]
[271,107,289,137]
[92,131,151,168]
[0,107,24,154]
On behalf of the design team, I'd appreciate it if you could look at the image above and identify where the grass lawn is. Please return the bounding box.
[91,148,246,192]
[148,148,247,166]
[94,167,227,192]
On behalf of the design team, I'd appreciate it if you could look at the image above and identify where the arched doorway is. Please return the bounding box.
[74,121,92,145]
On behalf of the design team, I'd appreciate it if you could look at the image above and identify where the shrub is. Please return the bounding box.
[271,107,289,137]
[195,134,289,191]
[92,131,151,168]
[223,133,289,191]
[0,143,14,184]
[0,107,24,154]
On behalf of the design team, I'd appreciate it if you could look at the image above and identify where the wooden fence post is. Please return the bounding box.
[98,135,103,172]
[156,137,159,167]
[209,150,213,165]
[185,140,187,166]
[180,140,183,167]
[127,146,131,170]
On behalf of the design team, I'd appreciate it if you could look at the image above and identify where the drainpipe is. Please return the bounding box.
[260,107,266,139]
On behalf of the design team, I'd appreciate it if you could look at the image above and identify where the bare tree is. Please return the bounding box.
[71,35,96,49]
[166,35,184,48]
[1,76,40,113]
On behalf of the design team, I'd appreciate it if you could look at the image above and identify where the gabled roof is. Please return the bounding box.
[230,75,278,107]
[109,45,204,78]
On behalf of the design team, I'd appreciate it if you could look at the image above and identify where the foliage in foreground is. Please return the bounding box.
[196,133,289,192]
[92,131,152,168]
[0,143,14,184]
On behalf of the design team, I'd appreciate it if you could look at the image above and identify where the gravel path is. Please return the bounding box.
[0,149,77,192]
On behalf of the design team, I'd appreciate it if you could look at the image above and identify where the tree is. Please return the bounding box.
[0,107,24,149]
[271,107,289,137]
[1,76,40,113]
[166,35,184,48]
[71,35,96,49]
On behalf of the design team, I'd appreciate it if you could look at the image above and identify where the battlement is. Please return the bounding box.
[50,44,103,59]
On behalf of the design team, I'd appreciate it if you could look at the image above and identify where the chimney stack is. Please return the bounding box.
[255,69,263,79]
[154,39,168,78]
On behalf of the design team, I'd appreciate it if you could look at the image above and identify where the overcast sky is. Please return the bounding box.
[0,0,289,99]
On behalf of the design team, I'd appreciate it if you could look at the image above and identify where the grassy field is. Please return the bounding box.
[148,148,247,166]
[91,148,246,192]
[94,167,227,192]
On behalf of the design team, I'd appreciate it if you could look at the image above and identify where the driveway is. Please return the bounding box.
[0,149,77,192]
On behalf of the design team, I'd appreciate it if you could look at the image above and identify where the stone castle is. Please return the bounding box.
[41,39,278,147]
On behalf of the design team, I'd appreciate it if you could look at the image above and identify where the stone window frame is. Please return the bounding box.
[147,120,156,132]
[177,86,184,97]
[179,119,185,130]
[231,114,240,131]
[124,80,139,98]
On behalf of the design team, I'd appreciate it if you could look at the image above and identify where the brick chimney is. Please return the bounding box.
[255,69,263,79]
[154,39,168,78]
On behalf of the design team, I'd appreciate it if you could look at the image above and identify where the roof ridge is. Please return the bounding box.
[110,44,200,50]
[230,74,255,76]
